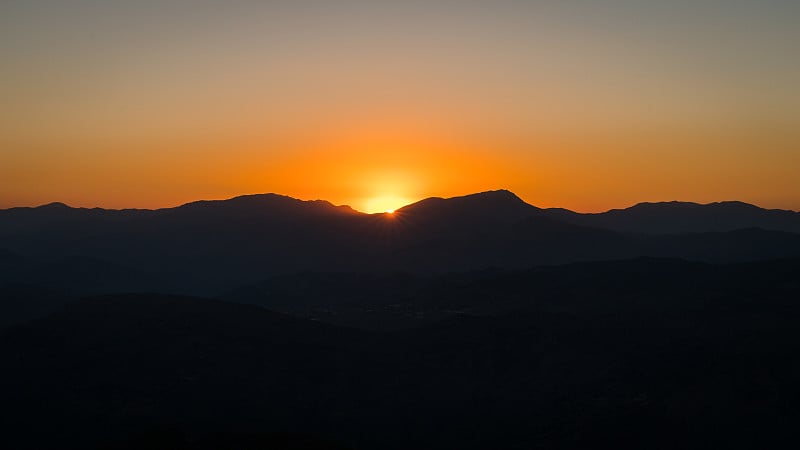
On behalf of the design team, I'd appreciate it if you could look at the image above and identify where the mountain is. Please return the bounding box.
[2,191,800,294]
[5,192,800,449]
[225,257,800,329]
[542,200,800,234]
[0,294,366,449]
[1,256,163,294]
[0,284,74,329]
[396,189,537,225]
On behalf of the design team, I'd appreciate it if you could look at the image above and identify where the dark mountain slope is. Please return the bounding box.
[2,191,800,294]
[396,189,538,227]
[3,264,800,449]
[543,200,800,234]
[169,193,361,221]
[0,294,367,449]
[227,257,800,329]
[0,284,74,329]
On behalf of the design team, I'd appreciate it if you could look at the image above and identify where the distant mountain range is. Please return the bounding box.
[2,190,799,294]
[3,192,800,449]
[543,199,800,234]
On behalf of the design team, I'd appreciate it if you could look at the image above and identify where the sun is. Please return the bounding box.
[364,195,410,214]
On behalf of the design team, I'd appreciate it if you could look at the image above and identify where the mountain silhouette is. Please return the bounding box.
[3,192,800,449]
[542,200,800,234]
[174,193,360,218]
[1,190,800,294]
[397,189,536,222]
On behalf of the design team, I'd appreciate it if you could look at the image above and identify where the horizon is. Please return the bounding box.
[4,189,799,215]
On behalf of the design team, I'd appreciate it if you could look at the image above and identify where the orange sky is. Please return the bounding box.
[1,1,799,213]
[3,123,797,213]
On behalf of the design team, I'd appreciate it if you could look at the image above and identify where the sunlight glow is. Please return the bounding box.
[364,195,411,214]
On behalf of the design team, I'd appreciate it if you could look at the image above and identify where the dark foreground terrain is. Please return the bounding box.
[2,258,800,449]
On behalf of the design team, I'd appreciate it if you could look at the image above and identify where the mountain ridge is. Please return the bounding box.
[3,190,797,216]
[2,189,800,295]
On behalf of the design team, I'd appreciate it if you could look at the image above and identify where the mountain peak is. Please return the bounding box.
[176,193,361,216]
[396,189,538,224]
[37,202,71,210]
[625,200,774,212]
[463,189,525,203]
[710,201,765,210]
[400,190,528,210]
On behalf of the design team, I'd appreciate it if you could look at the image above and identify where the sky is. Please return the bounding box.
[1,0,799,213]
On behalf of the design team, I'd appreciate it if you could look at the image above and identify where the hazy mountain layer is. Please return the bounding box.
[2,191,800,294]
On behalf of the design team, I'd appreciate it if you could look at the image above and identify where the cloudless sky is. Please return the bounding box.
[2,0,798,212]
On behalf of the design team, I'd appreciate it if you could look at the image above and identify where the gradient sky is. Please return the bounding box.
[2,0,798,213]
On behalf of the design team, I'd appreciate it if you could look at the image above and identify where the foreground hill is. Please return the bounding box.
[3,258,800,449]
[1,191,800,294]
